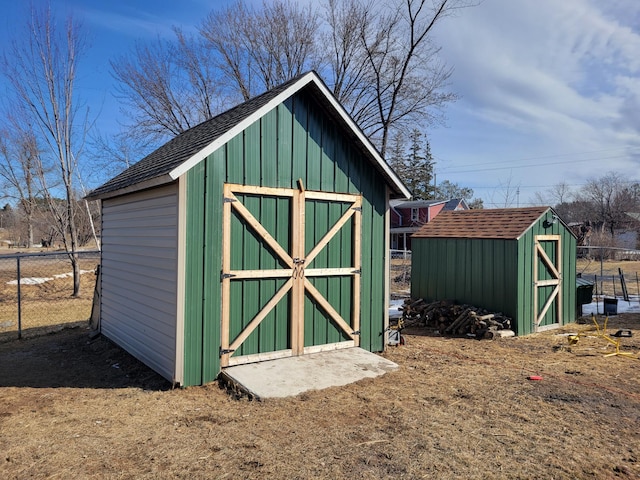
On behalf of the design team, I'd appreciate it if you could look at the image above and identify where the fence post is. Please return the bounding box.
[17,255,22,339]
[595,274,599,315]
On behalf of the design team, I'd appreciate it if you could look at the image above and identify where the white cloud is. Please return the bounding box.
[430,0,640,197]
[77,7,177,38]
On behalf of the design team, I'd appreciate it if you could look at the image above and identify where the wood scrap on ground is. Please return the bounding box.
[398,298,514,339]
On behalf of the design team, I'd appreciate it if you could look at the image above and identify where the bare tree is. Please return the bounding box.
[489,175,521,208]
[532,181,574,207]
[111,31,225,143]
[322,0,371,107]
[327,0,472,156]
[110,0,474,158]
[199,0,320,100]
[0,119,42,247]
[90,129,156,182]
[582,172,640,238]
[1,4,89,296]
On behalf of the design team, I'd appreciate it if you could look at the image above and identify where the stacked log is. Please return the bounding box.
[398,298,514,339]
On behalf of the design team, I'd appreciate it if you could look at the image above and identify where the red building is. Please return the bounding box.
[390,198,468,252]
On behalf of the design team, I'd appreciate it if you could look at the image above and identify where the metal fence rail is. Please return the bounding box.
[0,250,100,341]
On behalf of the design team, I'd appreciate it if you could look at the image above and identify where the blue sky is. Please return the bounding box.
[1,0,639,206]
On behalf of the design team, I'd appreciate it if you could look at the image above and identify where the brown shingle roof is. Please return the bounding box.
[412,207,550,240]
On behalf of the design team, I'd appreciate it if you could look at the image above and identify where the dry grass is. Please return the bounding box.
[1,314,639,479]
[0,258,639,478]
[577,258,640,299]
[0,255,98,339]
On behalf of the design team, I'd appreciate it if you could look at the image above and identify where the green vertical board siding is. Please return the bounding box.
[183,162,205,386]
[320,122,336,192]
[411,212,575,336]
[183,152,225,386]
[277,98,293,188]
[305,97,322,192]
[304,199,355,347]
[182,88,390,384]
[291,95,308,187]
[360,161,386,352]
[201,151,225,383]
[261,109,278,186]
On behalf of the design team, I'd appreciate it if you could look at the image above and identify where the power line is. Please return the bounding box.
[433,146,636,171]
[439,154,631,175]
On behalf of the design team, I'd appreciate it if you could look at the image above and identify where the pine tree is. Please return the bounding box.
[404,129,435,200]
[388,132,408,185]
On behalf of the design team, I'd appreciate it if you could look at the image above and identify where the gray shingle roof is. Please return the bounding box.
[443,198,466,211]
[390,199,447,209]
[86,74,308,200]
[87,71,411,201]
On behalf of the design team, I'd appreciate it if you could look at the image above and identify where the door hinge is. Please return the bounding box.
[223,197,237,203]
[221,272,236,281]
[352,268,361,275]
[352,206,362,212]
[220,347,235,356]
[351,330,361,336]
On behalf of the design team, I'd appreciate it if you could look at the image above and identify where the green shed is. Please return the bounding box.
[411,207,577,335]
[86,72,410,386]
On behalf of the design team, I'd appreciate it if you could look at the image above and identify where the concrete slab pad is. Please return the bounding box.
[220,348,398,400]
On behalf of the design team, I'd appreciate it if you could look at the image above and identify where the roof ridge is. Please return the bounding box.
[86,71,410,201]
[413,206,552,240]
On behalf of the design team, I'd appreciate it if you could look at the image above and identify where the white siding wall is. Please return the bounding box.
[101,184,179,382]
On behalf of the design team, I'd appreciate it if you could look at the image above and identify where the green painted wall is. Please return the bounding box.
[516,210,577,335]
[411,238,519,318]
[411,210,576,336]
[182,89,389,386]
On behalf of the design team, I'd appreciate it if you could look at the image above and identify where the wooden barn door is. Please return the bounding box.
[533,235,562,332]
[220,183,361,367]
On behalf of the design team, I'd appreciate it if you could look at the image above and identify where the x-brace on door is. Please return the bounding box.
[220,183,362,367]
[533,235,562,332]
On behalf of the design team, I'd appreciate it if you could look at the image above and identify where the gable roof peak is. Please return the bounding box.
[87,71,410,201]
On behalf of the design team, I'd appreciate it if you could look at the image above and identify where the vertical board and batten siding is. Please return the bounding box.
[183,89,387,386]
[411,238,519,318]
[411,210,576,336]
[516,211,577,335]
[101,184,179,382]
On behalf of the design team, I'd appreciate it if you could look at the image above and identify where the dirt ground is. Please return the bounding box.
[1,312,639,479]
[1,258,639,479]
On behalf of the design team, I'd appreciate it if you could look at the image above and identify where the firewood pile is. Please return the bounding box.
[399,298,514,339]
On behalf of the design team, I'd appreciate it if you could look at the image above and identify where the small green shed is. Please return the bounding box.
[411,207,577,335]
[86,71,410,386]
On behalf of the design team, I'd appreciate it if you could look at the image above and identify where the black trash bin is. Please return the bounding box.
[576,277,594,316]
[603,297,618,315]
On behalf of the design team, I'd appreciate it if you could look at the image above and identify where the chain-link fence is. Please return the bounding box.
[577,245,640,261]
[0,250,100,341]
[580,272,640,300]
[389,246,640,311]
[390,249,411,299]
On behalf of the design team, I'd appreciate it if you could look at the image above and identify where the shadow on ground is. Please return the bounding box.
[0,325,171,390]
